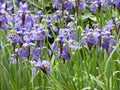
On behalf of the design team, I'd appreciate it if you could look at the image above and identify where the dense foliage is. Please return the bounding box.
[0,0,120,90]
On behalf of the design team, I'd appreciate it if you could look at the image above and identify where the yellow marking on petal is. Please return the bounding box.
[44,64,48,67]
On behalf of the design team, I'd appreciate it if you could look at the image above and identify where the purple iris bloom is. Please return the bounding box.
[6,1,13,11]
[81,25,100,46]
[107,0,113,4]
[32,47,42,59]
[23,32,32,43]
[12,35,23,44]
[18,2,28,13]
[68,29,77,40]
[112,0,120,7]
[90,0,107,12]
[51,10,62,21]
[51,42,58,51]
[35,10,44,22]
[17,43,30,57]
[46,18,51,26]
[33,60,50,74]
[52,0,74,10]
[41,60,50,74]
[34,60,42,67]
[101,20,113,35]
[56,47,70,60]
[61,51,70,60]
[37,10,44,18]
[0,0,4,4]
[106,19,113,26]
[64,1,73,10]
[9,54,17,64]
[18,47,29,57]
[52,0,63,10]
[68,39,79,51]
[109,37,116,46]
[61,45,70,60]
[55,42,70,61]
[31,30,45,41]
[59,28,69,39]
[14,13,35,31]
[101,35,116,54]
[90,3,98,12]
[80,24,101,50]
[88,0,92,3]
[25,14,36,29]
[52,0,58,8]
[35,9,44,18]
[0,9,12,30]
[53,26,58,32]
[6,32,23,44]
[101,2,107,9]
[87,33,99,45]
[14,2,35,31]
[79,1,86,9]
[101,36,109,49]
